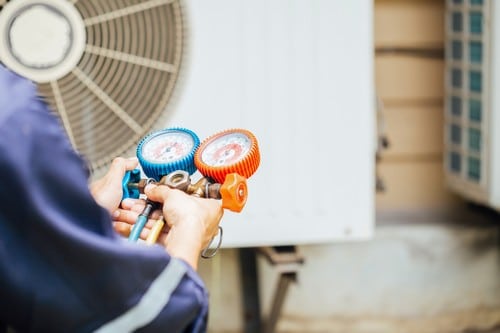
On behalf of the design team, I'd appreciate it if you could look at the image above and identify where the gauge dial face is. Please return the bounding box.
[201,132,251,167]
[141,131,195,163]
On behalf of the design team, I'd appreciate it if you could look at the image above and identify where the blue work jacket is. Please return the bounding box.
[0,65,208,333]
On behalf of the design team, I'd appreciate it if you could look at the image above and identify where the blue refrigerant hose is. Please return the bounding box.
[128,200,156,242]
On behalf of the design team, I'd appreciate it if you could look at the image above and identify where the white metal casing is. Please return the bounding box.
[168,0,375,247]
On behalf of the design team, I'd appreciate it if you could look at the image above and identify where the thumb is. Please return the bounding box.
[124,157,139,171]
[107,157,138,184]
[144,183,171,203]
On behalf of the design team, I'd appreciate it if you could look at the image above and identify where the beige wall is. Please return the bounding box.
[374,0,463,213]
[375,0,445,49]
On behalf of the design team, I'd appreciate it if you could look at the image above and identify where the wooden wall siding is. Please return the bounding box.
[375,0,445,49]
[377,161,461,211]
[375,56,444,103]
[382,104,444,157]
[375,0,462,212]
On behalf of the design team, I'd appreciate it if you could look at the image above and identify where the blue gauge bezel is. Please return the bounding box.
[136,127,200,181]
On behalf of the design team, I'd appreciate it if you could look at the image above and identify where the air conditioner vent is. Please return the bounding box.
[0,0,185,177]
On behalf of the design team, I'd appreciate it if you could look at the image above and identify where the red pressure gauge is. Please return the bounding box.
[195,128,260,183]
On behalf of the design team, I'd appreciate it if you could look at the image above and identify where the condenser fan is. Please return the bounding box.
[0,0,185,178]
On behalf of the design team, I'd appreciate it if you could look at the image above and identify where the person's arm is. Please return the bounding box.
[0,64,214,333]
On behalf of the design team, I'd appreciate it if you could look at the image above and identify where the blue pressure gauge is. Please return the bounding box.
[136,127,200,181]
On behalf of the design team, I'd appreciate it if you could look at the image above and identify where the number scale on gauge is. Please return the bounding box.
[141,131,195,163]
[137,128,200,180]
[201,133,251,166]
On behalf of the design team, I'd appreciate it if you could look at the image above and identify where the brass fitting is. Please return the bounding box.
[158,170,222,199]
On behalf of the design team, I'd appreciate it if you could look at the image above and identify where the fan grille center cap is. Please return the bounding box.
[0,0,86,83]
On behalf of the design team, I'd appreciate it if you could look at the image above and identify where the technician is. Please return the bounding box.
[0,64,223,332]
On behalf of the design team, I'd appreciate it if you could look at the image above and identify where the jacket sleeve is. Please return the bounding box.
[0,65,208,333]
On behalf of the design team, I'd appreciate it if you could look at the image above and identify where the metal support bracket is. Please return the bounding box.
[257,246,305,333]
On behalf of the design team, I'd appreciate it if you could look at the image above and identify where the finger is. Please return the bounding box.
[124,157,139,171]
[120,199,159,216]
[112,208,140,225]
[113,221,151,239]
[111,157,139,172]
[150,209,162,220]
[128,202,149,214]
[113,209,161,229]
[107,157,139,186]
[113,221,132,237]
[144,184,162,202]
[144,183,177,203]
[120,198,144,210]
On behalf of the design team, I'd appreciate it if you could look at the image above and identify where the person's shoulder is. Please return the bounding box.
[0,64,36,98]
[0,65,38,122]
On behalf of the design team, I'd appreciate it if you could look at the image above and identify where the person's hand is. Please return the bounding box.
[111,183,224,269]
[145,183,224,269]
[90,157,138,214]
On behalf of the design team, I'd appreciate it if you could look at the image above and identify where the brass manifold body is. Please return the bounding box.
[157,170,222,199]
[127,170,247,212]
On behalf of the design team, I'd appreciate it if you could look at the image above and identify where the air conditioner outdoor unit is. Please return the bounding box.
[0,0,375,247]
[444,0,500,211]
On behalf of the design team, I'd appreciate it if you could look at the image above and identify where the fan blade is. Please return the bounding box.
[83,0,176,26]
[72,67,144,134]
[50,80,77,147]
[84,45,176,73]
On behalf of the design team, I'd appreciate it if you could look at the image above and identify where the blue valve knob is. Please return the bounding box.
[122,168,142,199]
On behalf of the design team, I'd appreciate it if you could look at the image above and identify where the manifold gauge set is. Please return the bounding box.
[122,127,261,256]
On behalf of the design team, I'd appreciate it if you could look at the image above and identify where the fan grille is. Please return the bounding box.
[1,0,185,178]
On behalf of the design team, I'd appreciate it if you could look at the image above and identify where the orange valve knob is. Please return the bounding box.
[220,173,248,212]
[195,128,260,183]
